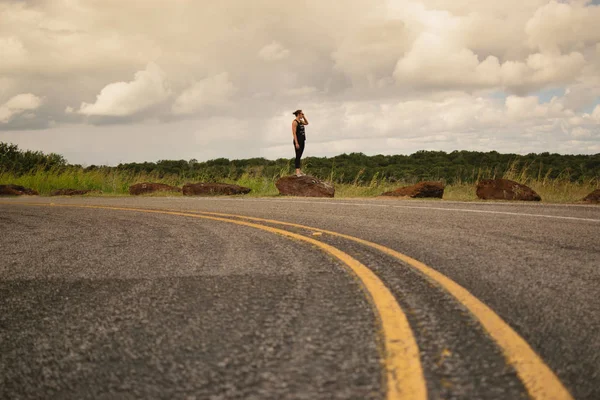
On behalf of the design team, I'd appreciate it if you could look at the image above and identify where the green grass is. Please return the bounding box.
[221,172,280,197]
[521,179,597,203]
[0,168,197,196]
[1,166,598,203]
[441,183,478,202]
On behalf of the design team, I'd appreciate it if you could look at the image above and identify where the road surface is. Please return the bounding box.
[1,196,598,399]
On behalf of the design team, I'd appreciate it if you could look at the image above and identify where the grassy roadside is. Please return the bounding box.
[1,168,598,203]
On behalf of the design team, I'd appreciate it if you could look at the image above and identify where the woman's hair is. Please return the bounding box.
[293,109,302,116]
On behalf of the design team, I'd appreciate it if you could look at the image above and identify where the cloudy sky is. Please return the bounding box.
[1,0,599,165]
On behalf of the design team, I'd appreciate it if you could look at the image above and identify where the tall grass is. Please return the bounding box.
[500,161,598,203]
[441,182,478,202]
[0,168,184,195]
[222,172,279,197]
[1,163,597,203]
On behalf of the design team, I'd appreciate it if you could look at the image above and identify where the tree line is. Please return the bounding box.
[2,141,599,184]
[0,142,67,174]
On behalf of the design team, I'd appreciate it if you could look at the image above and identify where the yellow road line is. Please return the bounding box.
[175,209,574,400]
[2,202,426,400]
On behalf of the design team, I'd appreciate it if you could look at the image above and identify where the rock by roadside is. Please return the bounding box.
[182,183,251,196]
[476,179,541,201]
[381,181,444,199]
[0,184,39,196]
[129,182,182,196]
[50,189,99,196]
[582,189,600,204]
[275,175,335,198]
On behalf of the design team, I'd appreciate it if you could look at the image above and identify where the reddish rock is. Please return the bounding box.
[275,175,335,198]
[582,189,600,204]
[50,188,97,196]
[381,181,444,198]
[129,182,181,195]
[182,182,251,196]
[0,184,39,196]
[476,179,541,201]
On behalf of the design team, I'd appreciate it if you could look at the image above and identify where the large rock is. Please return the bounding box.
[275,175,335,198]
[476,179,541,201]
[50,188,97,196]
[129,182,182,195]
[381,181,444,198]
[582,189,600,204]
[182,182,251,196]
[0,184,39,196]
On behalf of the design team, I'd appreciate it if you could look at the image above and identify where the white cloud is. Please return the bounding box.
[393,33,586,92]
[0,77,14,100]
[1,0,599,159]
[332,19,410,85]
[521,52,586,86]
[285,86,318,96]
[172,73,236,115]
[76,62,170,116]
[0,2,160,76]
[393,32,499,89]
[526,1,600,53]
[258,41,290,61]
[417,0,548,16]
[0,93,43,123]
[0,36,27,70]
[505,95,573,121]
[571,127,591,138]
[592,105,600,122]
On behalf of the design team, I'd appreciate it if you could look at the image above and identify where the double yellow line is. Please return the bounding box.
[2,202,573,400]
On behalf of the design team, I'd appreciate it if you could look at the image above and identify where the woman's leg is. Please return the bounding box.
[294,140,305,173]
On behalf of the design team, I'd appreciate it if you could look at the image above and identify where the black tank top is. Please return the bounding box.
[295,120,306,141]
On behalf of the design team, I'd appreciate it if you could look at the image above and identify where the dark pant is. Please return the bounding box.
[294,140,305,169]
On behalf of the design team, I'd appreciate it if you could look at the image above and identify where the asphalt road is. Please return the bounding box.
[1,196,598,399]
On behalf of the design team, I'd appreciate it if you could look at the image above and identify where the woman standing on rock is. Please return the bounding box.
[292,109,309,177]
